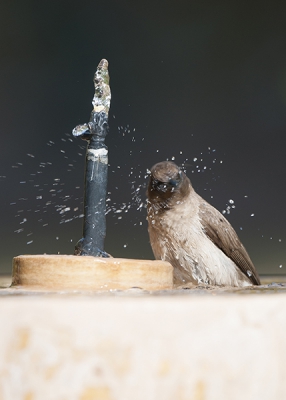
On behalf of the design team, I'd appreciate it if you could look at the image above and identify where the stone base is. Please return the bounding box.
[11,254,173,291]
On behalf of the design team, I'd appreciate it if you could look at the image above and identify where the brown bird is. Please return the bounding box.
[147,161,260,287]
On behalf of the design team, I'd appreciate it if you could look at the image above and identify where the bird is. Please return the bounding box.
[146,161,260,287]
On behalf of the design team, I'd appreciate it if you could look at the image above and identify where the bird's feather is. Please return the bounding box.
[198,200,260,285]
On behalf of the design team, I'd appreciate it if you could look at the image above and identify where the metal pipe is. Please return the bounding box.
[72,59,111,257]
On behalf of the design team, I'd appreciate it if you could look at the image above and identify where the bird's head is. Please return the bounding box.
[147,161,191,208]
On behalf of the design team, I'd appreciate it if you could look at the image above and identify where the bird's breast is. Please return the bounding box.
[147,197,252,287]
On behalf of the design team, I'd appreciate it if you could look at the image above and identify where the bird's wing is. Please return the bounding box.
[198,200,260,285]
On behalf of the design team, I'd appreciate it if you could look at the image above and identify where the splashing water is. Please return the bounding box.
[3,123,282,266]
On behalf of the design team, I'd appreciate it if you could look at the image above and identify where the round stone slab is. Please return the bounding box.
[11,255,173,291]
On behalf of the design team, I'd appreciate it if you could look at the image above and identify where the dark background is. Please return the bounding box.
[0,0,285,275]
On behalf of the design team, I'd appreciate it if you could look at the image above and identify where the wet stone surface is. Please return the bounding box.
[0,275,286,296]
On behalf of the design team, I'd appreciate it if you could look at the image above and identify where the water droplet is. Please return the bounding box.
[247,270,252,277]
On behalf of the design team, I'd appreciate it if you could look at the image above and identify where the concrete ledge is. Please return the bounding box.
[0,295,286,399]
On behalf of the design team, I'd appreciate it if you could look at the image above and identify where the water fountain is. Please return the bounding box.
[9,59,173,292]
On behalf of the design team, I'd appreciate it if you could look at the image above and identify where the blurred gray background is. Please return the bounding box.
[1,0,285,275]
